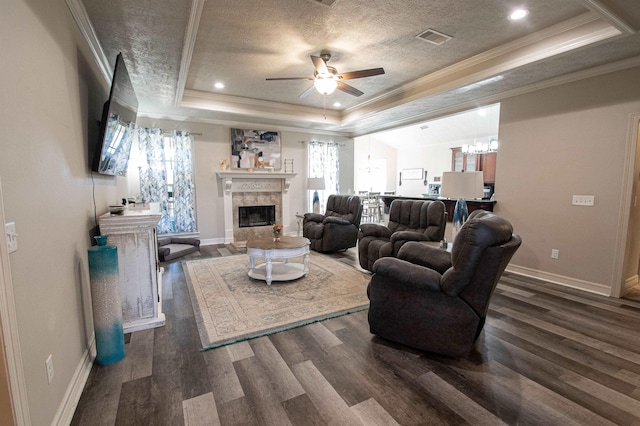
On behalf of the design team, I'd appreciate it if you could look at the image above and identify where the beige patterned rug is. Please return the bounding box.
[182,253,371,350]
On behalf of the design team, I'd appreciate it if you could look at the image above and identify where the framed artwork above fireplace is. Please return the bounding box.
[231,128,281,170]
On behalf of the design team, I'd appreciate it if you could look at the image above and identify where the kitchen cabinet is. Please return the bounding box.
[451,148,477,172]
[479,152,497,183]
[451,148,496,183]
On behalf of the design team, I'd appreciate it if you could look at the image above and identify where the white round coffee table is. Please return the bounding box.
[246,236,310,285]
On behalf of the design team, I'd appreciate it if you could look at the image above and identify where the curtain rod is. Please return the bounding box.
[298,140,346,147]
[161,131,202,136]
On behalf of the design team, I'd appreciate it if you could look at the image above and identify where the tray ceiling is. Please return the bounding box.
[75,0,640,136]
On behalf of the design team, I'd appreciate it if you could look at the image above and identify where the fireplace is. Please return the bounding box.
[239,205,275,228]
[216,171,296,244]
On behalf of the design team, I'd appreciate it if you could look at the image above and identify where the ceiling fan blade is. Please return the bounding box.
[311,55,329,74]
[337,81,364,97]
[299,85,315,98]
[266,77,314,81]
[338,68,385,80]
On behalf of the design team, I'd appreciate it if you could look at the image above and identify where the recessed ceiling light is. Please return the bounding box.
[509,9,529,20]
[333,102,341,107]
[214,82,225,89]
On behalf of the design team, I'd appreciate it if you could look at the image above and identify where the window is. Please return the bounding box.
[307,142,340,212]
[136,129,197,234]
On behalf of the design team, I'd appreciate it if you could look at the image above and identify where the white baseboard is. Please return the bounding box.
[506,264,611,296]
[200,237,226,246]
[53,336,96,426]
[625,274,639,290]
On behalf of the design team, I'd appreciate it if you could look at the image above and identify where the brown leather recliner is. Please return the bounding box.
[357,199,446,272]
[303,194,363,253]
[367,210,522,357]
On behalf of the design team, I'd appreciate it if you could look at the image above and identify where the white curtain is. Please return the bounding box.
[308,141,340,212]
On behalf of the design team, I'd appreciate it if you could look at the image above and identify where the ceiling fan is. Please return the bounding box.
[266,52,385,97]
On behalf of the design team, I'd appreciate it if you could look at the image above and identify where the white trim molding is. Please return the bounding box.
[174,0,205,107]
[0,177,31,425]
[65,0,111,84]
[52,338,95,425]
[507,265,611,296]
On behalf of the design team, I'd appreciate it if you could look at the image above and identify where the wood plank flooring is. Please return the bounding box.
[71,244,640,425]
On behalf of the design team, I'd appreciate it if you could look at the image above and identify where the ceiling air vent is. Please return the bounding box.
[307,0,339,7]
[416,29,452,46]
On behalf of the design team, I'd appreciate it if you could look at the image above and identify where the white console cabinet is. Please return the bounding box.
[98,210,165,333]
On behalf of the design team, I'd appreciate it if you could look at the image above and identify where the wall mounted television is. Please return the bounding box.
[91,53,138,176]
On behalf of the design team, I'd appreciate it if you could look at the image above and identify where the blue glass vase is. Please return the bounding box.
[88,235,125,365]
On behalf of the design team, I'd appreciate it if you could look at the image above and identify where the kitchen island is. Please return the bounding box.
[379,195,496,222]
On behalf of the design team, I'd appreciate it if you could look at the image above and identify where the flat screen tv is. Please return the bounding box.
[91,53,138,176]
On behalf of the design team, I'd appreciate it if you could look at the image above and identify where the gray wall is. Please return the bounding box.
[1,0,117,424]
[497,66,640,294]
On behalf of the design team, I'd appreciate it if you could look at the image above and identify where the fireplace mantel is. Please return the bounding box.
[216,171,297,195]
[216,171,296,179]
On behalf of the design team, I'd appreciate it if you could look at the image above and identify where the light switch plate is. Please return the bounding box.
[5,222,17,253]
[572,195,595,206]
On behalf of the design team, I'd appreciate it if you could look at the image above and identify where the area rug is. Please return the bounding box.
[182,253,371,350]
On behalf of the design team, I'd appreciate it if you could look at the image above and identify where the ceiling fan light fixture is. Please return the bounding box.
[314,74,338,95]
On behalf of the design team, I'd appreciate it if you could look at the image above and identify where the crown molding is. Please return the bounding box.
[174,0,205,108]
[181,89,342,125]
[136,111,353,138]
[347,55,640,137]
[65,0,111,84]
[578,0,635,34]
[342,13,620,125]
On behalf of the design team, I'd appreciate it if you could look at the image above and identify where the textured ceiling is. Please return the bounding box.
[77,0,640,137]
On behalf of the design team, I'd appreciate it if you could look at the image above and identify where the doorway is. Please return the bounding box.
[622,118,640,301]
[0,175,27,424]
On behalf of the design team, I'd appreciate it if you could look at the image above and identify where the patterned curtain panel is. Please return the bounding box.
[326,142,340,195]
[172,131,197,233]
[307,141,340,212]
[138,128,172,234]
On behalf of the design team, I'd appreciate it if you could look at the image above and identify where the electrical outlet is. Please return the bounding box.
[572,195,595,206]
[551,249,559,259]
[45,354,54,384]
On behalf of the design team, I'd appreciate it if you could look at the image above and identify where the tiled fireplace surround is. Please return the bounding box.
[217,171,297,245]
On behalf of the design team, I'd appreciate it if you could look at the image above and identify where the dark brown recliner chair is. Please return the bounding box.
[357,199,446,272]
[303,194,363,253]
[367,210,522,357]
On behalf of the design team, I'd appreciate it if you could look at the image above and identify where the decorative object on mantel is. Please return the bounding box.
[307,177,325,213]
[272,223,283,241]
[182,252,370,350]
[87,235,125,365]
[219,159,228,171]
[231,128,281,170]
[284,159,294,173]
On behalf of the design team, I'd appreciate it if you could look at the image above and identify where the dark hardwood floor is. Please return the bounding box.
[71,244,640,425]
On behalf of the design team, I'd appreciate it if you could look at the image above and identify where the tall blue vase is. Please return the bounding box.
[88,235,125,365]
